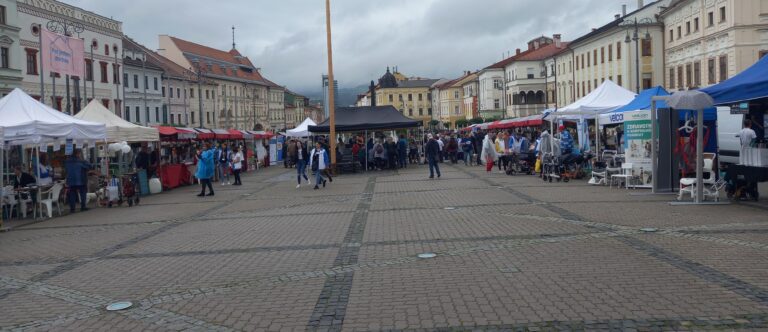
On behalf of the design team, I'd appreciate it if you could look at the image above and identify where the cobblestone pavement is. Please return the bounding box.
[1,163,767,331]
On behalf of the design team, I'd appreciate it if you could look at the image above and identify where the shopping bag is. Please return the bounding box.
[534,159,542,173]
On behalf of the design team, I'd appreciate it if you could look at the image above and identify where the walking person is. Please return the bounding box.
[482,133,498,173]
[447,136,459,164]
[294,141,311,188]
[218,143,231,185]
[461,134,474,166]
[397,134,408,168]
[385,137,398,170]
[231,146,243,186]
[425,134,441,179]
[64,149,92,213]
[196,143,215,197]
[310,142,330,190]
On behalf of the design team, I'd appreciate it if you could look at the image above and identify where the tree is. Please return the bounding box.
[444,121,452,129]
[469,117,484,125]
[455,119,469,128]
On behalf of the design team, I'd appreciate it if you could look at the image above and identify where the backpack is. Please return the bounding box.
[311,152,320,171]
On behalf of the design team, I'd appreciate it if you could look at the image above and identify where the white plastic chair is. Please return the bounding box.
[2,186,19,219]
[610,163,634,189]
[38,183,63,218]
[678,159,715,201]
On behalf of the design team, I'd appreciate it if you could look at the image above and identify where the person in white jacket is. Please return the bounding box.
[481,134,498,173]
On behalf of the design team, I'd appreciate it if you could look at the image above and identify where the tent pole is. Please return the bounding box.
[594,117,599,156]
[364,130,368,173]
[695,108,704,203]
[35,146,41,219]
[650,99,657,194]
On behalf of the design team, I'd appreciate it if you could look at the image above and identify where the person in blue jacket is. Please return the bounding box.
[310,142,330,190]
[196,142,215,197]
[64,149,92,213]
[397,134,408,169]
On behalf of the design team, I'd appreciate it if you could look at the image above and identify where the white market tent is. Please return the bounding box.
[285,117,317,137]
[74,100,159,143]
[0,88,106,145]
[552,80,636,119]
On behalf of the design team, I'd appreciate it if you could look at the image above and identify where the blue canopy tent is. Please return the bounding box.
[599,86,670,125]
[702,55,768,105]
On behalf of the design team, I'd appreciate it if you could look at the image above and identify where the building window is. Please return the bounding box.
[155,107,160,122]
[693,61,701,87]
[694,18,699,32]
[191,112,194,123]
[0,47,8,69]
[162,86,166,97]
[205,90,209,99]
[428,108,432,115]
[101,98,109,109]
[616,42,622,60]
[408,94,412,101]
[112,64,120,84]
[153,77,158,91]
[685,63,692,88]
[719,6,726,22]
[419,108,423,116]
[190,88,194,98]
[593,49,597,66]
[669,68,675,89]
[0,6,6,25]
[588,81,591,92]
[587,52,591,67]
[408,109,413,116]
[594,79,598,90]
[123,73,127,87]
[418,93,423,101]
[642,39,652,57]
[601,47,605,63]
[144,76,149,90]
[719,55,728,82]
[177,88,181,98]
[686,21,691,35]
[125,106,130,122]
[708,58,716,84]
[677,65,683,88]
[669,29,674,42]
[169,87,174,98]
[25,48,38,75]
[104,44,109,56]
[99,61,108,83]
[388,94,393,102]
[642,74,652,90]
[494,99,500,109]
[398,94,403,101]
[708,12,714,27]
[608,44,613,61]
[617,75,623,87]
[85,59,93,81]
[677,26,682,39]
[145,107,149,122]
[133,75,138,89]
[454,91,459,99]
[135,107,140,123]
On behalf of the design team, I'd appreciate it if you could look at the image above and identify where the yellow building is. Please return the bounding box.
[374,68,438,126]
[435,72,476,128]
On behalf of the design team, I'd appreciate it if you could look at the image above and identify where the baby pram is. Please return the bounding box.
[507,151,535,175]
[540,134,564,182]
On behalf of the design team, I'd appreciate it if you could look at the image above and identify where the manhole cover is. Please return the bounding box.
[443,207,457,210]
[106,301,133,311]
[417,253,437,259]
[640,228,659,233]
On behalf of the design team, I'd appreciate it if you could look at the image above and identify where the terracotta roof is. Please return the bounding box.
[514,42,570,61]
[167,36,269,85]
[123,36,195,80]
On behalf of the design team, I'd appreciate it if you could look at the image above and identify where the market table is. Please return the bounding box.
[159,164,191,189]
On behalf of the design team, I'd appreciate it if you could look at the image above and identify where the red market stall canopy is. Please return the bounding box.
[194,128,215,140]
[228,129,247,140]
[247,130,274,139]
[211,128,234,140]
[158,126,197,140]
[488,114,545,130]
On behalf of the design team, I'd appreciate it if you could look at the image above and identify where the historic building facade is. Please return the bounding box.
[661,0,768,91]
[122,36,164,126]
[17,0,123,114]
[373,68,437,126]
[159,35,273,130]
[0,0,24,96]
[461,73,479,120]
[503,36,568,118]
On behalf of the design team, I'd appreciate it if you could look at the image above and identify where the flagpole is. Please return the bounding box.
[325,0,337,169]
[38,25,44,101]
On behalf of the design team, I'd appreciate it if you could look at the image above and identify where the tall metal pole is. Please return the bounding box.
[38,26,44,102]
[90,46,95,98]
[121,48,127,121]
[634,23,641,93]
[197,63,204,128]
[115,48,120,116]
[141,53,148,125]
[325,0,337,166]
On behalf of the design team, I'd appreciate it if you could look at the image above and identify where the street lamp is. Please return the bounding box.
[620,17,655,93]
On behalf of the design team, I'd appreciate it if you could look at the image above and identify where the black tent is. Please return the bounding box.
[308,106,422,132]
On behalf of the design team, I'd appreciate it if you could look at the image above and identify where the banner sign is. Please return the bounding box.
[623,110,652,187]
[41,30,85,77]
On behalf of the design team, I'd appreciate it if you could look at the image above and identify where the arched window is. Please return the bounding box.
[526,91,536,105]
[536,91,545,104]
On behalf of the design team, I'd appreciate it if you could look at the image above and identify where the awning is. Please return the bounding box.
[158,126,197,140]
[194,128,215,140]
[227,129,245,140]
[211,128,232,140]
[247,130,274,139]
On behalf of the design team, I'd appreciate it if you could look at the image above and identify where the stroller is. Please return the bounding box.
[507,151,535,175]
[121,172,140,207]
[560,151,593,182]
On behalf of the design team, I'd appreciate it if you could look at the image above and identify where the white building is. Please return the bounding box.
[123,37,164,125]
[477,65,505,120]
[0,0,24,96]
[661,0,768,91]
[555,1,671,107]
[503,36,568,118]
[461,76,479,120]
[17,0,123,114]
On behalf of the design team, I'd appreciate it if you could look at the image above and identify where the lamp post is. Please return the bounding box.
[619,17,654,93]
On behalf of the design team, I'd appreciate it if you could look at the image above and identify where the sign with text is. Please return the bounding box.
[41,30,85,77]
[623,110,653,188]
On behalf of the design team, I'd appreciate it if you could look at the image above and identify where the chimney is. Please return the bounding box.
[516,48,521,55]
[622,4,627,17]
[553,34,562,48]
[615,14,621,20]
[637,0,644,9]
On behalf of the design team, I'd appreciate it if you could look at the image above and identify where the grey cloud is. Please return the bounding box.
[64,0,639,94]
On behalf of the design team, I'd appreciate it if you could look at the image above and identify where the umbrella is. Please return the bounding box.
[664,90,714,204]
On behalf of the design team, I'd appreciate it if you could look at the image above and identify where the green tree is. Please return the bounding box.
[455,119,469,128]
[444,121,452,129]
[469,117,484,124]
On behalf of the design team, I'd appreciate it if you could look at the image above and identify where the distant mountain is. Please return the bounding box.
[298,83,369,108]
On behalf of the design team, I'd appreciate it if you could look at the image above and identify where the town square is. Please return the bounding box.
[0,0,767,331]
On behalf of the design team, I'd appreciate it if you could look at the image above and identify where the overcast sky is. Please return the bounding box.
[66,0,647,94]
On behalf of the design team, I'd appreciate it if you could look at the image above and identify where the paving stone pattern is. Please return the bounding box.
[0,164,767,331]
